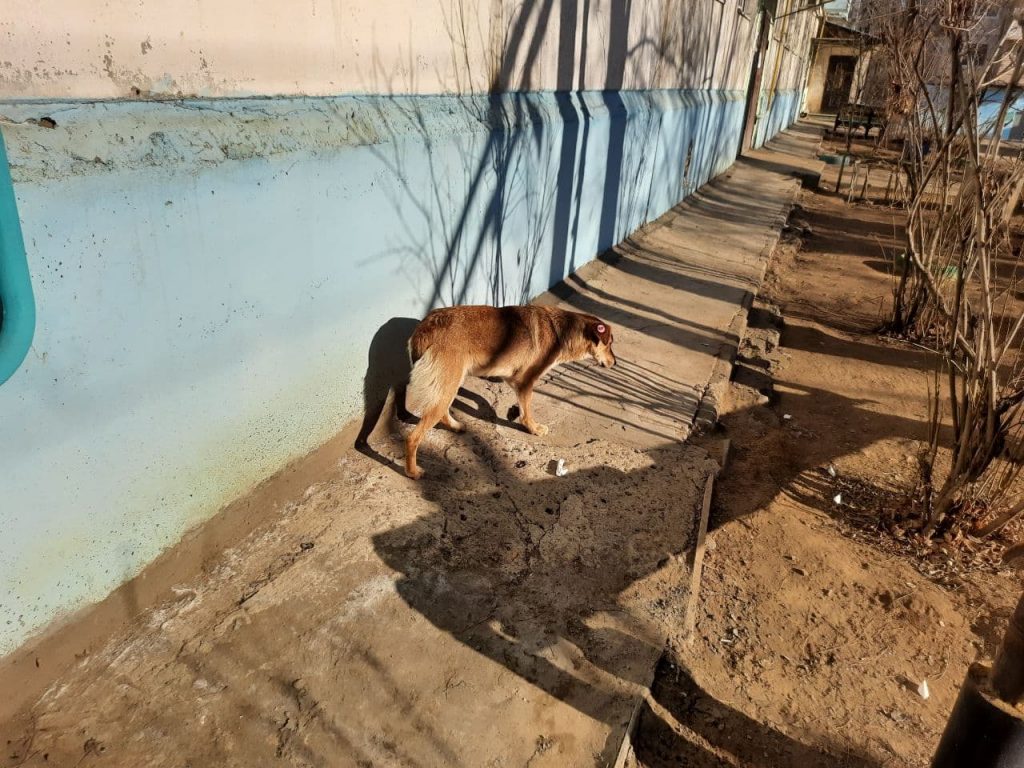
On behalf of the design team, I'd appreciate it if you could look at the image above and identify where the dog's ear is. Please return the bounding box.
[587,320,612,345]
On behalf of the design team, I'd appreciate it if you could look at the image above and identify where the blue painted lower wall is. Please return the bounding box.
[0,86,769,654]
[927,86,1024,143]
[753,88,802,149]
[979,88,1024,142]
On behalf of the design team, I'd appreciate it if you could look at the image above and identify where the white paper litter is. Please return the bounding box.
[555,458,568,477]
[918,679,930,700]
[833,493,842,505]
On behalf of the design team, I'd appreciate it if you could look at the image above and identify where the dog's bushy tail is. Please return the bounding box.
[405,346,444,417]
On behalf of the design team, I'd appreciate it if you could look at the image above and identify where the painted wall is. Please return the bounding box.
[804,42,862,114]
[754,89,803,148]
[752,0,819,146]
[824,0,852,18]
[926,85,1024,142]
[979,87,1024,141]
[0,87,753,655]
[1,0,759,98]
[0,0,815,656]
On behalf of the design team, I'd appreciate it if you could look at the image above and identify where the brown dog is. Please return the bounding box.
[403,305,616,479]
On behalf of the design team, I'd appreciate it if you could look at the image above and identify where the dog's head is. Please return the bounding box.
[586,319,616,368]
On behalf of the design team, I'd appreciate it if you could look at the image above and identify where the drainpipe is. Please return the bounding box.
[774,0,832,19]
[740,6,773,155]
[932,549,1024,766]
[0,130,35,385]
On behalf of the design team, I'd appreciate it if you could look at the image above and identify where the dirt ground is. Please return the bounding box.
[629,140,1022,767]
[2,423,718,768]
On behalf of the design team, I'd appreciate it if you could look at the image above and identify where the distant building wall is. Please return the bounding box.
[978,87,1024,141]
[824,0,851,18]
[924,85,1024,142]
[0,0,815,656]
[805,41,863,113]
[753,0,819,146]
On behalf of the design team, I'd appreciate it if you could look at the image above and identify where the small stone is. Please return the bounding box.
[918,679,930,700]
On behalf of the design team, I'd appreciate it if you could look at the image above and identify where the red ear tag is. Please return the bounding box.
[597,324,606,334]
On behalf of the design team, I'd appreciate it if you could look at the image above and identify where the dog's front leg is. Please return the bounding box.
[513,380,548,437]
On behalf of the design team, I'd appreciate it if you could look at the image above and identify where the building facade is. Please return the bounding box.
[0,0,820,656]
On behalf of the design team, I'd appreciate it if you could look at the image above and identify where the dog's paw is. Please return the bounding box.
[406,466,424,480]
[529,423,549,437]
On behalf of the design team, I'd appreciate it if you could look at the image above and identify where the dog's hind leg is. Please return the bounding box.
[405,364,465,479]
[440,411,465,433]
[405,405,443,480]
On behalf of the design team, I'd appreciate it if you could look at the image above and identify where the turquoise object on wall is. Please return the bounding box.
[0,131,35,384]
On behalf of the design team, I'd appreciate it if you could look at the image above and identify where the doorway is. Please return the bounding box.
[822,55,857,112]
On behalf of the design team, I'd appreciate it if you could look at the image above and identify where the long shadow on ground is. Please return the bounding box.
[634,655,879,767]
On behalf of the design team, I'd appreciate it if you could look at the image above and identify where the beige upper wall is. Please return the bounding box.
[762,0,819,92]
[1,0,760,99]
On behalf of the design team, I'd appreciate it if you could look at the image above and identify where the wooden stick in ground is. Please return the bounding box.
[611,696,646,768]
[885,165,895,205]
[847,161,862,204]
[684,467,719,641]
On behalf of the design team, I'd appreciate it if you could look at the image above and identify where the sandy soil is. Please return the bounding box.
[629,146,1022,767]
[2,421,720,768]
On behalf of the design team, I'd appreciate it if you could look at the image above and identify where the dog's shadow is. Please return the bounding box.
[355,317,419,467]
[452,382,526,432]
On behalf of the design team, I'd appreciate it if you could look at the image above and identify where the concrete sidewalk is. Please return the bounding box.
[1,124,822,768]
[536,122,823,448]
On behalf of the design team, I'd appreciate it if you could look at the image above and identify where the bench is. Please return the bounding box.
[834,104,885,138]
